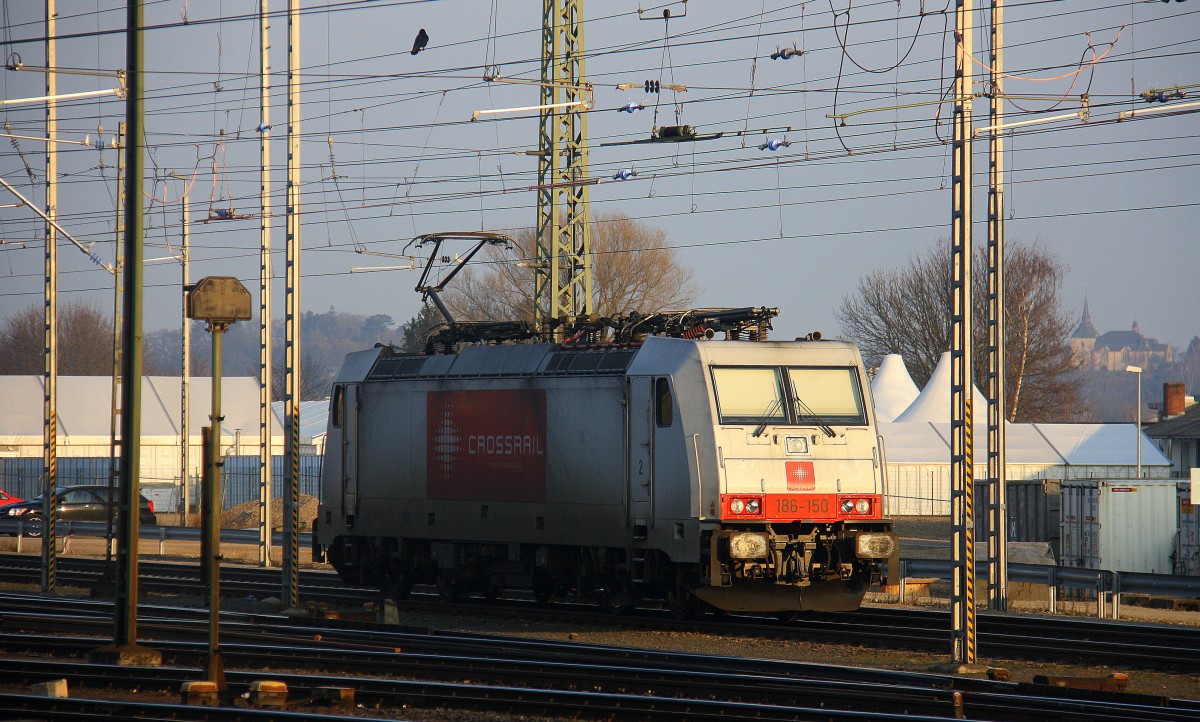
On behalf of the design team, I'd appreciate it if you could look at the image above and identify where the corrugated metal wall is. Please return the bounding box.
[885,463,1173,517]
[0,457,120,500]
[0,455,322,511]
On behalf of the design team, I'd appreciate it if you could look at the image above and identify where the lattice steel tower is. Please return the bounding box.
[535,0,593,339]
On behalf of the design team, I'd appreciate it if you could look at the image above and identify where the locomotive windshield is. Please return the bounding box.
[787,367,867,426]
[711,365,866,427]
[711,367,787,424]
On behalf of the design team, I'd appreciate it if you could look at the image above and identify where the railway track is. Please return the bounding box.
[0,592,1198,721]
[2,552,1197,672]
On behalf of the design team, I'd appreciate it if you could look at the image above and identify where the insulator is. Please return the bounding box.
[618,102,643,113]
[256,123,271,133]
[612,168,637,181]
[758,138,790,151]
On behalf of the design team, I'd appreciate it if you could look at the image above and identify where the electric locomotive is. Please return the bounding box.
[315,304,896,615]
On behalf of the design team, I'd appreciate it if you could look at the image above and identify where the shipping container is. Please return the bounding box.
[966,479,1062,559]
[1060,479,1177,574]
[1006,479,1062,555]
[1176,482,1199,576]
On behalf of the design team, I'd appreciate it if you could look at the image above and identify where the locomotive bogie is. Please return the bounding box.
[317,336,895,614]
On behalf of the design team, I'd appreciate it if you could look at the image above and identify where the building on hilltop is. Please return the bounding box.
[1070,296,1174,371]
[1069,296,1100,360]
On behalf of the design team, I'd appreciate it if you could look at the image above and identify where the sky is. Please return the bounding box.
[1,0,1197,353]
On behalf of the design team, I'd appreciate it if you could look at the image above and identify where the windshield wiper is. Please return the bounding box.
[752,397,783,438]
[792,393,836,438]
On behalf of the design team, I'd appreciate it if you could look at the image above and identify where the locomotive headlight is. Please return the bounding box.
[840,499,855,514]
[745,499,761,514]
[730,499,745,514]
[729,532,769,559]
[855,499,871,514]
[855,532,897,559]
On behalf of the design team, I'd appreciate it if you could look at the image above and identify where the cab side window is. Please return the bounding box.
[331,385,344,428]
[655,378,674,427]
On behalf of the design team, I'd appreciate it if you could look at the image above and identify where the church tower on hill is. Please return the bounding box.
[1070,295,1098,362]
[1071,296,1174,371]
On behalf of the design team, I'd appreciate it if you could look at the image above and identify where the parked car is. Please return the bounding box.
[1,485,156,537]
[0,489,23,506]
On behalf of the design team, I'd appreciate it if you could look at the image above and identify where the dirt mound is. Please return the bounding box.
[221,494,320,530]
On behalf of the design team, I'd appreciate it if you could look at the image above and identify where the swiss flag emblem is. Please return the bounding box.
[785,461,816,491]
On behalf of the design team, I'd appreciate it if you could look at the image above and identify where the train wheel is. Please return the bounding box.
[436,574,461,603]
[531,571,560,604]
[385,571,413,601]
[666,588,700,621]
[600,582,634,615]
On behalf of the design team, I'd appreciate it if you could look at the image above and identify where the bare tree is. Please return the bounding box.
[270,352,334,402]
[987,247,1085,421]
[0,300,114,375]
[836,240,1084,422]
[400,303,444,352]
[442,212,700,321]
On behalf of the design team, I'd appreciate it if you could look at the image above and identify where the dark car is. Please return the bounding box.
[1,485,156,537]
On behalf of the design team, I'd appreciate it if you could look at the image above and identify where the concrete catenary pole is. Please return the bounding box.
[108,123,126,562]
[96,0,160,667]
[179,187,191,525]
[986,0,1009,612]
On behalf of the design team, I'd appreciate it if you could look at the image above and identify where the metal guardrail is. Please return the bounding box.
[895,558,1200,619]
[6,518,1198,620]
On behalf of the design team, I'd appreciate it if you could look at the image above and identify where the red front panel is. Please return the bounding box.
[720,493,884,522]
[427,389,547,502]
[765,493,838,520]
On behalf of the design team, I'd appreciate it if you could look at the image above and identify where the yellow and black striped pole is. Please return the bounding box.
[281,0,302,612]
[949,0,977,665]
[41,0,58,595]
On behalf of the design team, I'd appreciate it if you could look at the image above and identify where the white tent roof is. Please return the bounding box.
[879,421,1169,467]
[871,354,920,422]
[879,422,950,463]
[271,400,330,440]
[893,351,988,426]
[1001,423,1066,465]
[1034,423,1165,466]
[0,376,283,438]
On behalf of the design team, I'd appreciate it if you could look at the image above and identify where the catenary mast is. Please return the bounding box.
[534,0,593,340]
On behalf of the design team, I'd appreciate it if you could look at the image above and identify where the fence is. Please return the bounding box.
[895,558,1200,620]
[0,455,323,512]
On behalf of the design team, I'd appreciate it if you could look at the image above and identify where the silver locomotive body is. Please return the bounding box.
[316,336,896,614]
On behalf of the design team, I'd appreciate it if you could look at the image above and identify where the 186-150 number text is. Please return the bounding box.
[775,496,830,515]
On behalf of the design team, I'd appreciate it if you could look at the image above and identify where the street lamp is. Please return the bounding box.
[1125,365,1142,479]
[186,276,251,695]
